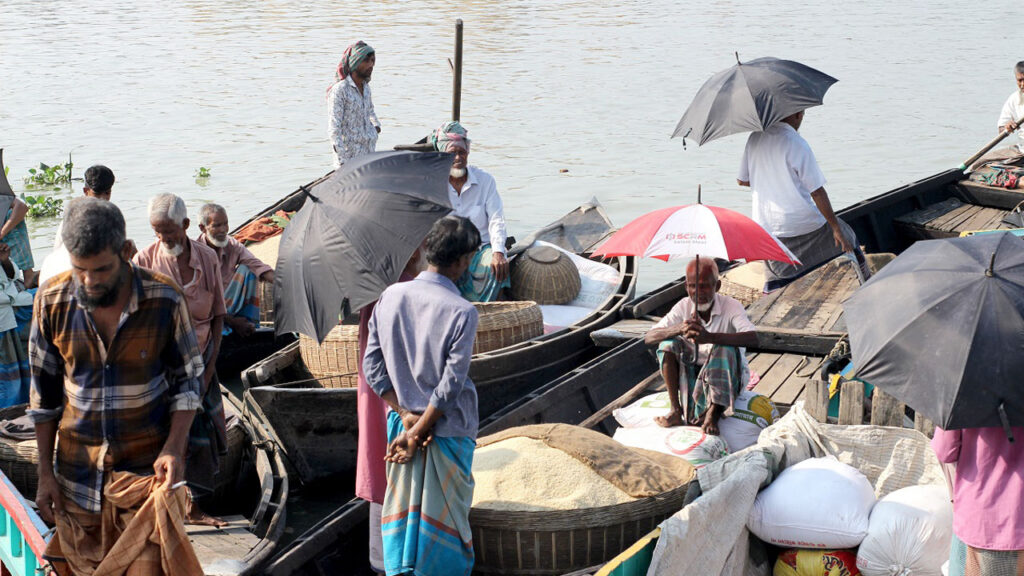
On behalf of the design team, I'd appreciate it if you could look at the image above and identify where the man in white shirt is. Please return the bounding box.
[430,121,509,302]
[644,258,758,435]
[997,61,1024,151]
[737,110,869,290]
[328,41,381,167]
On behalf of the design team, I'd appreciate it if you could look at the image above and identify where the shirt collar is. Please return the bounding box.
[416,270,461,295]
[449,166,478,194]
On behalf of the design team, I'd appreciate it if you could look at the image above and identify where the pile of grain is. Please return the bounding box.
[472,437,637,511]
[245,234,282,268]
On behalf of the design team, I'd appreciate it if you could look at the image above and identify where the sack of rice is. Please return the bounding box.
[856,485,952,576]
[749,457,876,549]
[718,390,779,452]
[774,549,861,576]
[472,423,694,512]
[612,425,729,468]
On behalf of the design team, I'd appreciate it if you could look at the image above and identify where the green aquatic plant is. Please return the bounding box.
[20,193,64,218]
[23,155,73,190]
[195,166,211,178]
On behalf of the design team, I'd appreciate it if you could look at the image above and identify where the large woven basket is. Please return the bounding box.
[469,482,689,575]
[473,301,544,355]
[718,277,763,307]
[0,404,247,501]
[298,325,361,388]
[510,246,581,305]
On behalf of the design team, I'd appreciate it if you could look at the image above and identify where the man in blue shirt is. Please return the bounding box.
[364,215,480,576]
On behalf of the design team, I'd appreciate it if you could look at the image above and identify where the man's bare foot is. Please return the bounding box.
[701,411,721,436]
[186,500,229,527]
[655,410,685,428]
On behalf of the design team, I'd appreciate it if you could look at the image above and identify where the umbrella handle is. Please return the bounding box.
[999,402,1015,443]
[958,113,1024,171]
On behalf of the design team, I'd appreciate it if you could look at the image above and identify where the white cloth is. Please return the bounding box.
[646,405,947,576]
[653,293,756,366]
[448,166,507,254]
[738,123,828,238]
[327,76,379,167]
[369,501,384,573]
[40,220,71,287]
[0,261,32,332]
[997,90,1024,152]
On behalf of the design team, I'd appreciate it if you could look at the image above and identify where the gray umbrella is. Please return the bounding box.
[274,151,453,342]
[671,56,838,146]
[843,233,1024,433]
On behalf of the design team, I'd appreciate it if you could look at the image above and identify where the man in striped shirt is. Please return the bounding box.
[29,198,204,574]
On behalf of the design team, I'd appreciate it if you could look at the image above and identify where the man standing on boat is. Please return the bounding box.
[29,198,204,574]
[196,203,274,339]
[644,258,758,434]
[135,193,228,527]
[430,121,510,301]
[328,41,380,167]
[364,215,480,576]
[737,110,870,291]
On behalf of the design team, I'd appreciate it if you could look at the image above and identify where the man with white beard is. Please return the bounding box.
[429,121,509,302]
[643,258,758,434]
[135,193,228,526]
[196,203,274,338]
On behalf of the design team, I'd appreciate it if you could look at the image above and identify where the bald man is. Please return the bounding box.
[644,259,759,435]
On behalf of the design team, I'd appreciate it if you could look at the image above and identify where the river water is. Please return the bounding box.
[1,0,1021,292]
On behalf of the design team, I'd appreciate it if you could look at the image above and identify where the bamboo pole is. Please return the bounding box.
[452,19,463,122]
[958,113,1024,171]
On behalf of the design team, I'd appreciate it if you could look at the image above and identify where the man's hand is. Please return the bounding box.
[491,252,509,283]
[153,451,185,487]
[36,472,65,524]
[226,315,255,338]
[385,432,415,464]
[0,243,11,264]
[683,319,712,344]
[832,226,854,253]
[1004,121,1020,134]
[399,409,420,432]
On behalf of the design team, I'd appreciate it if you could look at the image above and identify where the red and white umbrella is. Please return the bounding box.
[592,204,799,264]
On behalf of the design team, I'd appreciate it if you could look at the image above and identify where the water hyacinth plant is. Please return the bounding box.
[20,193,64,218]
[23,154,73,191]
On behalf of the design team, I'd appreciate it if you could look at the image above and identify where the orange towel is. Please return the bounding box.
[45,471,202,576]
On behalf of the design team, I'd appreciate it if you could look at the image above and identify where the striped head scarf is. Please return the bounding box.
[329,41,375,92]
[429,121,470,152]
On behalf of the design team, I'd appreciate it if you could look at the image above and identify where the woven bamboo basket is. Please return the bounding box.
[510,246,582,305]
[718,277,763,307]
[469,482,689,575]
[473,301,544,355]
[298,325,361,388]
[0,405,247,501]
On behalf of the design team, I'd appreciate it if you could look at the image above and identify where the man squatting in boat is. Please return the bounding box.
[644,258,759,435]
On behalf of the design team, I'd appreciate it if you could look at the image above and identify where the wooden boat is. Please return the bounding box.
[0,390,289,576]
[240,201,638,485]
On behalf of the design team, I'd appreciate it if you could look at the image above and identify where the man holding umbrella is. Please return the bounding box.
[737,110,870,290]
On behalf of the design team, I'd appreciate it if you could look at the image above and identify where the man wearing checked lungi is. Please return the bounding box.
[196,203,274,339]
[645,258,759,435]
[737,110,871,291]
[364,215,480,576]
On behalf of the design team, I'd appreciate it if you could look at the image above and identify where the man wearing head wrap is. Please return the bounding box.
[430,121,510,302]
[328,41,381,167]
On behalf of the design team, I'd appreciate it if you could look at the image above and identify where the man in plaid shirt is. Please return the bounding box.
[28,198,204,572]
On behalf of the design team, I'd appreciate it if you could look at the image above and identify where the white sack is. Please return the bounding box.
[857,485,953,576]
[613,425,729,468]
[718,391,779,452]
[748,456,876,549]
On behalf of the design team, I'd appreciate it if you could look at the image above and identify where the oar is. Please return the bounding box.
[958,113,1024,171]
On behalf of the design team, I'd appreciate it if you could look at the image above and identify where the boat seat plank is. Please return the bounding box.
[747,352,781,379]
[895,198,1011,239]
[187,515,261,575]
[895,197,963,226]
[770,356,822,406]
[752,353,806,399]
[590,319,656,348]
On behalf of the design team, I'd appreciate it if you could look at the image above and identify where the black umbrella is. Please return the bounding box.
[274,151,453,342]
[843,233,1024,434]
[671,56,838,146]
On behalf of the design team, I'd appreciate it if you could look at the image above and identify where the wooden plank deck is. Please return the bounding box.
[186,515,261,576]
[895,198,1014,239]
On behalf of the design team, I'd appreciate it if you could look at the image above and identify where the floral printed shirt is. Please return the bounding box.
[328,76,380,166]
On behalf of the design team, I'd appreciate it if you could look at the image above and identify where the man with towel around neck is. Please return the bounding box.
[429,121,510,302]
[644,258,758,435]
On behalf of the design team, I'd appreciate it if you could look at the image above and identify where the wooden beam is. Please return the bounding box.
[753,327,842,355]
[870,389,905,427]
[838,379,865,425]
[803,377,829,423]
